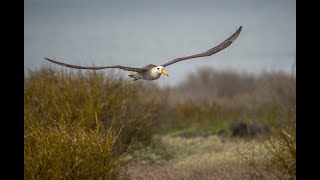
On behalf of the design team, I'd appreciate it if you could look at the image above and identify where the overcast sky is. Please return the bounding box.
[24,0,296,86]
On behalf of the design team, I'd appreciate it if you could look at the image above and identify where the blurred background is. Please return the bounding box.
[24,1,296,179]
[24,0,295,86]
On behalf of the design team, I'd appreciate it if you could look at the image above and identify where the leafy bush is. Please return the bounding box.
[24,68,168,179]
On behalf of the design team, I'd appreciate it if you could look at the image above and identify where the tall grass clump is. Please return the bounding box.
[266,118,296,179]
[24,67,168,179]
[240,117,296,180]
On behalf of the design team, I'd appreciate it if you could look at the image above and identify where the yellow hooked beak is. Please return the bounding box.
[161,68,169,76]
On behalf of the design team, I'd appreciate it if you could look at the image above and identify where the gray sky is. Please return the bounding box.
[24,0,296,86]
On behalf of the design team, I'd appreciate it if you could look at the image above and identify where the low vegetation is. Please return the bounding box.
[24,68,167,179]
[24,66,295,179]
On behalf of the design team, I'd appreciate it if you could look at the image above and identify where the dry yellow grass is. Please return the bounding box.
[128,135,272,180]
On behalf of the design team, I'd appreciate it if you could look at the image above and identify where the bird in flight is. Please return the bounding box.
[45,26,242,81]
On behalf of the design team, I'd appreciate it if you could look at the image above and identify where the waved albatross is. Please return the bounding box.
[45,26,242,81]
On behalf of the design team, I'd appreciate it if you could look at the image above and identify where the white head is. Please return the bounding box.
[151,66,169,78]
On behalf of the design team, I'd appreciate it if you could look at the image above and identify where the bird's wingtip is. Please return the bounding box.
[44,58,54,62]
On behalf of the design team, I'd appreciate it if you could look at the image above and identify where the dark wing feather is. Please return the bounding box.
[162,26,242,67]
[44,58,146,72]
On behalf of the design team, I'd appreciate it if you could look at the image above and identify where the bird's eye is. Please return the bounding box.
[157,68,159,70]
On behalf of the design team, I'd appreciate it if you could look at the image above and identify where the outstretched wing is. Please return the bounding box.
[161,26,242,67]
[44,58,146,72]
